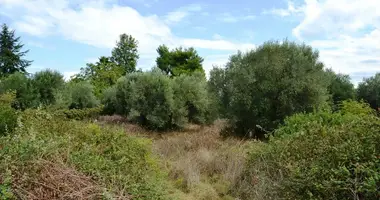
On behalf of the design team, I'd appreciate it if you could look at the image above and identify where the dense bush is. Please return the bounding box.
[55,106,104,120]
[112,70,216,130]
[357,72,380,110]
[325,68,356,109]
[101,85,119,115]
[217,40,329,138]
[0,110,169,199]
[234,101,380,199]
[0,72,39,109]
[32,69,65,105]
[0,92,18,136]
[173,72,216,124]
[68,81,99,109]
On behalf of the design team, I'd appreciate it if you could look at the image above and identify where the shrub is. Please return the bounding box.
[116,71,180,130]
[0,72,39,109]
[0,110,169,199]
[357,72,380,110]
[32,69,65,105]
[55,106,104,120]
[114,70,216,130]
[68,81,99,109]
[234,101,380,199]
[173,72,217,125]
[0,92,18,136]
[101,86,119,115]
[218,40,329,138]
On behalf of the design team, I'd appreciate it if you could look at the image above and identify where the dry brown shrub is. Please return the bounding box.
[11,160,131,200]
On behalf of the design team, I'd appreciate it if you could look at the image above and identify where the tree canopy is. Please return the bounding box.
[0,23,32,77]
[357,73,380,110]
[218,40,330,138]
[111,34,139,74]
[156,45,205,77]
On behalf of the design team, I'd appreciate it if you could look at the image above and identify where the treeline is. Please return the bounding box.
[1,22,380,136]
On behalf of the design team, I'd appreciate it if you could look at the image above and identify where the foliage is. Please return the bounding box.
[325,68,355,108]
[219,40,330,138]
[68,81,99,109]
[55,106,104,120]
[173,72,217,124]
[71,56,125,97]
[156,45,205,77]
[115,71,180,130]
[0,92,18,136]
[101,85,119,115]
[208,66,229,117]
[0,23,32,77]
[357,72,380,110]
[235,101,380,200]
[111,34,139,74]
[0,110,169,199]
[0,72,39,109]
[114,70,215,130]
[32,69,64,106]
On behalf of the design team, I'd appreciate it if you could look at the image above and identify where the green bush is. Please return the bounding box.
[173,72,217,125]
[0,110,169,199]
[0,92,18,136]
[116,71,180,130]
[234,101,380,199]
[357,72,380,110]
[114,70,216,130]
[218,40,329,138]
[101,86,119,115]
[68,81,99,109]
[0,72,39,109]
[32,69,65,106]
[55,106,104,120]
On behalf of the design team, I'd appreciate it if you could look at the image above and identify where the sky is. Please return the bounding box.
[0,0,379,84]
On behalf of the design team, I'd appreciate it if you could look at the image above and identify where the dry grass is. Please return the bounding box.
[10,160,110,200]
[151,120,252,200]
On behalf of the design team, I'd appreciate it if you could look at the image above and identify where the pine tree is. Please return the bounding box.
[0,23,32,77]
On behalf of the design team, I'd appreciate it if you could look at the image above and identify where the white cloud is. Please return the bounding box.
[267,0,380,82]
[212,34,223,40]
[262,0,303,17]
[0,0,254,75]
[219,13,256,23]
[164,4,203,24]
[63,71,79,81]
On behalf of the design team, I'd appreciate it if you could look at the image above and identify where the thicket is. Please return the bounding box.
[104,70,216,130]
[233,101,380,199]
[0,109,170,199]
[212,41,330,139]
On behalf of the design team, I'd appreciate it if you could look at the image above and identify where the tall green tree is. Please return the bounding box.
[0,24,32,77]
[325,68,355,108]
[220,40,330,138]
[111,34,139,74]
[357,73,380,110]
[32,69,64,105]
[156,45,205,77]
[71,56,125,97]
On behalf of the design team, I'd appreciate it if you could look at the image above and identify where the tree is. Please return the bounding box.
[156,45,205,77]
[111,34,139,74]
[68,81,99,109]
[72,56,125,97]
[325,68,355,108]
[0,23,32,77]
[0,72,39,109]
[208,66,229,117]
[32,69,65,106]
[220,40,330,138]
[357,73,380,110]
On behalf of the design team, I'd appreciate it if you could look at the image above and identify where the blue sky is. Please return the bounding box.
[0,0,379,84]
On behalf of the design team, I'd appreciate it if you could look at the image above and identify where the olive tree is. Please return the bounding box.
[220,40,330,138]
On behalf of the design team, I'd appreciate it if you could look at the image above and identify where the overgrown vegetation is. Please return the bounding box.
[233,101,380,199]
[1,23,380,200]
